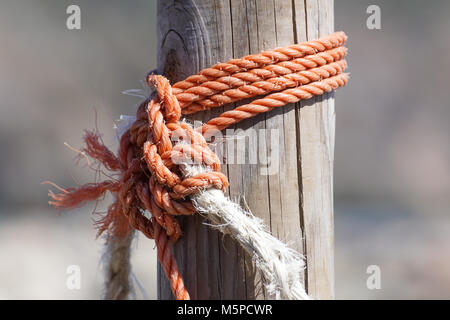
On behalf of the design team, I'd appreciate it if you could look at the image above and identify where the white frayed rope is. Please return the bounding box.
[181,164,310,300]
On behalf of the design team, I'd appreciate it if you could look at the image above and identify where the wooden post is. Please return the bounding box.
[157,0,335,300]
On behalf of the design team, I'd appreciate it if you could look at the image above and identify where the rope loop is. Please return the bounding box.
[144,75,228,196]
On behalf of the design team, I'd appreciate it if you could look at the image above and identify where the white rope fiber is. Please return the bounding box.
[181,164,310,300]
[101,232,134,299]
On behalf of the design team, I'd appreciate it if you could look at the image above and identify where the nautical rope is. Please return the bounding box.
[45,32,348,300]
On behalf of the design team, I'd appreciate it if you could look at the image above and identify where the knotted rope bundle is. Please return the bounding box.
[45,32,348,300]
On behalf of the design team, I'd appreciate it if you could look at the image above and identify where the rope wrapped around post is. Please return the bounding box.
[44,31,349,300]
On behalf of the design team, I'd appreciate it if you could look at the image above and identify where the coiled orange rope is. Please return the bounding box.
[45,31,348,300]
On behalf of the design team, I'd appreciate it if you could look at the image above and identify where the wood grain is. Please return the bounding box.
[157,0,335,300]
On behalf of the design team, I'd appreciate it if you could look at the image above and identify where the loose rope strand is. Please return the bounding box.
[103,232,134,300]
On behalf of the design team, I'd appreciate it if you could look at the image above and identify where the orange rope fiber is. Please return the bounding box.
[44,32,349,300]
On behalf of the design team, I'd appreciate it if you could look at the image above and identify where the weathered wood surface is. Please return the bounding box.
[157,0,335,300]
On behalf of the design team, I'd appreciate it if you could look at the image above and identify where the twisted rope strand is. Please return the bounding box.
[183,59,347,114]
[153,219,190,300]
[200,72,349,134]
[104,232,134,300]
[176,46,347,111]
[172,31,347,92]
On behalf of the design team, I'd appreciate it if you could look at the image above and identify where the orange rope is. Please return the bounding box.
[184,60,347,116]
[45,31,349,300]
[177,46,347,112]
[172,31,347,92]
[200,73,348,135]
[153,218,190,300]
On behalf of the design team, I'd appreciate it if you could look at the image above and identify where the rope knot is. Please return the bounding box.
[145,74,228,194]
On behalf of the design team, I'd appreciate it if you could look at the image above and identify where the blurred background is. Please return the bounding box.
[0,0,448,299]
